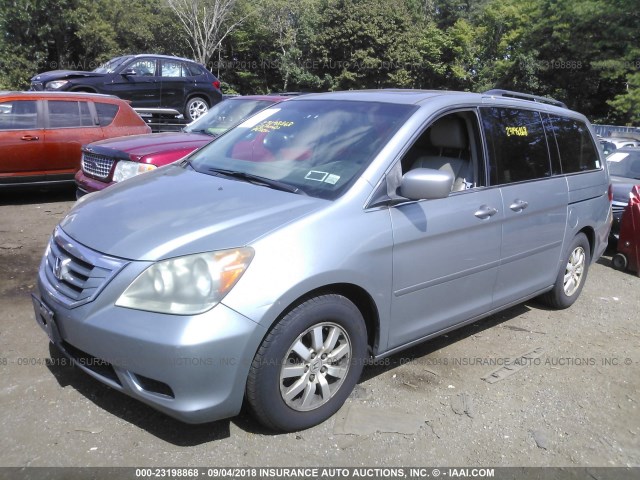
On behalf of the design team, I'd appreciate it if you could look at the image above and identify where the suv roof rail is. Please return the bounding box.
[483,89,567,109]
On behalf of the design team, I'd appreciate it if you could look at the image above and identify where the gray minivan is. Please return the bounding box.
[33,89,611,431]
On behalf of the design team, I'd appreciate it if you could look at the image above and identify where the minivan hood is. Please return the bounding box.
[87,132,211,159]
[60,165,327,261]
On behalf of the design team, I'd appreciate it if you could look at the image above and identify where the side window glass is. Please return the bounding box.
[48,100,86,128]
[185,63,203,77]
[401,111,484,192]
[481,107,551,185]
[161,61,184,78]
[544,115,600,173]
[79,101,94,126]
[95,102,119,126]
[127,59,157,76]
[0,100,38,130]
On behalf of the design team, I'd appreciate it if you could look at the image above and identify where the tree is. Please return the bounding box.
[609,73,640,125]
[254,0,320,91]
[314,0,424,90]
[167,0,243,66]
[0,0,185,89]
[517,0,639,121]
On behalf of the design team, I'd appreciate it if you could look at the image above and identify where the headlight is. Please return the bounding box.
[116,248,254,315]
[45,80,69,90]
[113,160,156,182]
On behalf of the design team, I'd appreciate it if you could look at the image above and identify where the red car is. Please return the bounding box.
[0,91,150,188]
[75,95,290,196]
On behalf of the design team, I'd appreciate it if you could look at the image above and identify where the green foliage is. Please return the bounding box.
[0,0,637,124]
[609,73,640,125]
[0,0,186,89]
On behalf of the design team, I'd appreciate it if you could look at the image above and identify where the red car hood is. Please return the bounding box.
[87,132,212,158]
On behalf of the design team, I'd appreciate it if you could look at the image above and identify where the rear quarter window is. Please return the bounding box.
[185,63,205,77]
[95,102,119,126]
[544,115,600,173]
[481,107,552,184]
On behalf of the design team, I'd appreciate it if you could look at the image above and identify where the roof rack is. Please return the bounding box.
[483,89,567,109]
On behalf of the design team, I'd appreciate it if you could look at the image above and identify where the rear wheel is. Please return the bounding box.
[612,253,628,271]
[184,96,208,122]
[540,233,590,309]
[246,294,367,431]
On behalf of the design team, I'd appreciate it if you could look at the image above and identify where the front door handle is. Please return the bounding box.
[21,135,40,141]
[475,205,498,220]
[509,199,529,212]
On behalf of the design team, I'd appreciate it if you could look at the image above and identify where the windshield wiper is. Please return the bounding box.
[207,168,306,195]
[184,128,218,137]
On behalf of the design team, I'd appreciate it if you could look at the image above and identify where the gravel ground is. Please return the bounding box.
[0,187,638,468]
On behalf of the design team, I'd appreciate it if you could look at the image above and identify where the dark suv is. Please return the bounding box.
[30,54,222,122]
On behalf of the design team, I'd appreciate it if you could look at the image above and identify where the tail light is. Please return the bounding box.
[608,184,613,202]
[213,80,221,90]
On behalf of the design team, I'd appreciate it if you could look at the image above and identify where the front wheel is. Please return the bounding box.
[184,96,209,122]
[246,294,367,431]
[540,233,591,309]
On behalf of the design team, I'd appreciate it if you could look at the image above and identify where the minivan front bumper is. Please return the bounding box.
[34,254,267,424]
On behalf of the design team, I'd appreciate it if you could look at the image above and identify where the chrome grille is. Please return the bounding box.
[611,202,626,215]
[82,151,116,179]
[43,228,127,308]
[30,82,44,91]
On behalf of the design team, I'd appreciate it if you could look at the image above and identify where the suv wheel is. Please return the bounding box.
[185,97,209,122]
[246,294,367,431]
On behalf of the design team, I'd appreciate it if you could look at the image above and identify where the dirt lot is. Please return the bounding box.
[0,187,639,468]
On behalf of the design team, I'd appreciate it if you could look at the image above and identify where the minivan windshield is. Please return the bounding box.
[187,99,416,200]
[184,98,276,137]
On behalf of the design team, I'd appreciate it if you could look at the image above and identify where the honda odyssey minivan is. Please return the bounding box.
[33,89,611,431]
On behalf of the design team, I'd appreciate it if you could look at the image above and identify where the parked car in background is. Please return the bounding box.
[30,54,222,122]
[607,147,640,241]
[0,91,150,188]
[75,95,291,196]
[599,139,616,156]
[606,137,640,149]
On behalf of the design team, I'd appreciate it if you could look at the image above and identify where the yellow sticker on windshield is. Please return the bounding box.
[506,126,528,137]
[252,120,294,133]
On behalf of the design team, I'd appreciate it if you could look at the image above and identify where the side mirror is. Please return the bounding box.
[400,168,454,200]
[121,68,137,77]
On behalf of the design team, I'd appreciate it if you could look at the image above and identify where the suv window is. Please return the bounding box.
[185,62,205,77]
[0,100,38,130]
[481,107,551,185]
[127,59,157,76]
[161,61,184,77]
[544,115,600,173]
[95,102,119,127]
[48,100,94,128]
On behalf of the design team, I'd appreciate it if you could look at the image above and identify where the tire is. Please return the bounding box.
[246,294,367,432]
[184,96,209,122]
[612,253,628,271]
[540,233,591,309]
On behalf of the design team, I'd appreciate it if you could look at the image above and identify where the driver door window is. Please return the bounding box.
[127,59,158,76]
[401,111,485,191]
